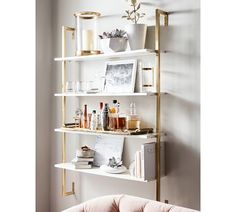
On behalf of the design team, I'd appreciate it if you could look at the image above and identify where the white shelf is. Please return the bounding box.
[54,49,156,62]
[54,92,158,97]
[55,128,157,139]
[55,163,154,182]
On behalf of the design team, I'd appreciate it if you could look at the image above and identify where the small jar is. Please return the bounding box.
[126,115,140,130]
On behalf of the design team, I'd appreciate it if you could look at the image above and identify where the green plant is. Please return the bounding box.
[122,0,145,24]
[99,29,128,39]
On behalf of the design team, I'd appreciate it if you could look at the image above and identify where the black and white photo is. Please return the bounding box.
[103,60,137,93]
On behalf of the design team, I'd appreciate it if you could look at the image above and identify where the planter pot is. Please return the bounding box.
[100,38,128,53]
[125,24,147,50]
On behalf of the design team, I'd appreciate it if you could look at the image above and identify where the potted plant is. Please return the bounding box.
[122,0,146,50]
[99,29,128,53]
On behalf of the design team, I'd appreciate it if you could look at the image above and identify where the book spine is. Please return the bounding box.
[135,150,141,178]
[137,151,141,178]
[141,145,145,179]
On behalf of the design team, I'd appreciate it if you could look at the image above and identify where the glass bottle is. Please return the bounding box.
[90,110,97,130]
[101,103,109,131]
[83,104,88,128]
[126,102,141,130]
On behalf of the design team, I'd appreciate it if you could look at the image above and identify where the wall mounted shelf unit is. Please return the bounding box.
[54,92,158,97]
[54,49,156,62]
[53,8,168,200]
[55,128,158,139]
[55,163,152,183]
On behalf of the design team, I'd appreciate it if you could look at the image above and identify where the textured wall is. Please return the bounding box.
[36,0,52,211]
[50,0,200,211]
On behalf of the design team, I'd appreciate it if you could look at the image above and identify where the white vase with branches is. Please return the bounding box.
[122,0,147,50]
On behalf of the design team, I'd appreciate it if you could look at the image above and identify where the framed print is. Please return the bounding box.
[103,59,137,93]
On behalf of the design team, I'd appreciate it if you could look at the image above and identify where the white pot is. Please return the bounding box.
[100,38,128,53]
[125,24,147,50]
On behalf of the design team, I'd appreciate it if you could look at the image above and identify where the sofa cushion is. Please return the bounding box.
[62,195,120,212]
[144,200,173,212]
[62,194,199,212]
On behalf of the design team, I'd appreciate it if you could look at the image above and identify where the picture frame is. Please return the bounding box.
[103,59,137,93]
[93,136,124,167]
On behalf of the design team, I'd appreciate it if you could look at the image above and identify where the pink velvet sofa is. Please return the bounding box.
[62,194,199,212]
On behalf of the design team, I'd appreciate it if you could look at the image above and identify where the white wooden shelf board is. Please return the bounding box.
[54,92,158,97]
[55,163,154,182]
[54,49,156,62]
[54,128,157,139]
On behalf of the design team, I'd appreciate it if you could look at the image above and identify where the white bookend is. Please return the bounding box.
[141,142,156,181]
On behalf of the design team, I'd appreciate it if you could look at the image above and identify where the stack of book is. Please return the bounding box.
[71,157,94,169]
[134,142,156,181]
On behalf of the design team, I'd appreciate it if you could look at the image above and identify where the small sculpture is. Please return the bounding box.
[107,157,123,168]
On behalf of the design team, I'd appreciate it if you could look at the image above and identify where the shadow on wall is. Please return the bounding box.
[161,93,200,208]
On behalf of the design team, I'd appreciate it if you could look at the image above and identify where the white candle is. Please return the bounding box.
[82,29,94,51]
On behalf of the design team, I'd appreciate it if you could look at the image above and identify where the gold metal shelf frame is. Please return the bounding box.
[58,9,168,199]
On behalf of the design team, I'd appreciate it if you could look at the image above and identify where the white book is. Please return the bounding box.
[73,161,90,165]
[71,157,94,163]
[134,151,141,178]
[74,164,92,169]
[141,142,156,181]
[76,157,94,162]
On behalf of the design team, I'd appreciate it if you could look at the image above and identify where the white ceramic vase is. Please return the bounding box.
[100,38,128,53]
[125,24,147,50]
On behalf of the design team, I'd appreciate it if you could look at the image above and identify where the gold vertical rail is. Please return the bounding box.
[155,9,168,201]
[61,26,75,196]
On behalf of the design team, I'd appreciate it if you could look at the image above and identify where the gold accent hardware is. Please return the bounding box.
[155,8,168,201]
[61,26,76,196]
[76,50,102,56]
[74,11,101,19]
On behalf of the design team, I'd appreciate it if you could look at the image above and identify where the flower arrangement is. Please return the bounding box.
[122,0,145,24]
[99,29,128,39]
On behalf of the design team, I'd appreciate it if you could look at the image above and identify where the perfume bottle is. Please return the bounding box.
[90,110,97,130]
[83,104,88,128]
[126,102,140,130]
[101,103,109,131]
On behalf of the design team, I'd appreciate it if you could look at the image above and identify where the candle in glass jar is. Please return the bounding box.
[82,29,94,50]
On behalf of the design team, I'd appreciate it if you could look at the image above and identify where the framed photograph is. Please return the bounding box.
[103,59,137,93]
[93,136,124,167]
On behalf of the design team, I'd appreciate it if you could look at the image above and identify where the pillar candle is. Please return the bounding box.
[82,29,94,51]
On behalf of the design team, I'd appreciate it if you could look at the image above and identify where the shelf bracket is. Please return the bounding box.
[61,26,76,197]
[155,9,168,202]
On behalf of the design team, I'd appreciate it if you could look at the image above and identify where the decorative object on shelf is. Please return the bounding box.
[99,29,128,53]
[141,67,155,92]
[76,145,95,158]
[101,103,109,131]
[126,102,141,130]
[65,81,75,92]
[100,157,127,174]
[71,147,94,169]
[140,142,156,181]
[100,164,127,174]
[83,104,88,128]
[129,161,135,176]
[107,156,122,168]
[90,110,97,130]
[74,11,101,56]
[94,136,124,167]
[103,60,137,93]
[122,0,147,50]
[74,108,83,128]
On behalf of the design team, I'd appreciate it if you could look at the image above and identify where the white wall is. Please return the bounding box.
[36,0,52,211]
[50,0,200,211]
